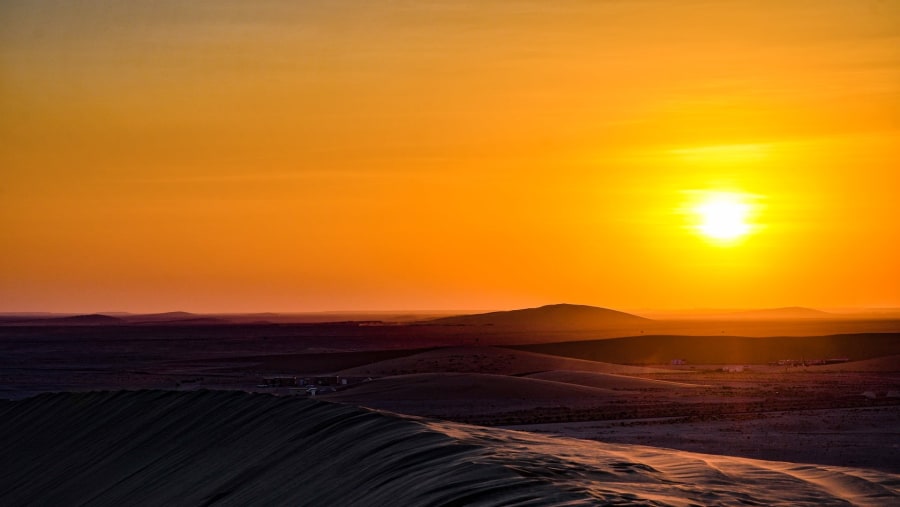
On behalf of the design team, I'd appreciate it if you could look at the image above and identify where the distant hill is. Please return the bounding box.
[116,312,237,325]
[126,311,197,321]
[3,314,127,326]
[425,304,651,330]
[118,312,193,324]
[132,317,232,326]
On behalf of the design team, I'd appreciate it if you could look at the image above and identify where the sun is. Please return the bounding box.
[693,192,753,241]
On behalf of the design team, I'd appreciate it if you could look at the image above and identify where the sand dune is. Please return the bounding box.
[322,371,701,421]
[515,333,900,365]
[323,371,631,419]
[336,346,674,377]
[325,372,624,402]
[1,390,896,506]
[524,370,705,389]
[812,354,900,372]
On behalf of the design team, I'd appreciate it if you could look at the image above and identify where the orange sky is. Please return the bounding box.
[2,1,898,312]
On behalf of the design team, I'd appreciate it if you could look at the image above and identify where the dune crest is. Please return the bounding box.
[1,390,896,506]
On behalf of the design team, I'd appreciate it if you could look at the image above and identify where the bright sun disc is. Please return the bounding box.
[694,192,752,240]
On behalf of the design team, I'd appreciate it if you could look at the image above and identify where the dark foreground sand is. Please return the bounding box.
[1,390,897,506]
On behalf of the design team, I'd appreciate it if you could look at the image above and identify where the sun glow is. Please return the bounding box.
[693,192,753,241]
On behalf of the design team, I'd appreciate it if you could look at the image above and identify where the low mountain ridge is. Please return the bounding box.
[3,313,127,326]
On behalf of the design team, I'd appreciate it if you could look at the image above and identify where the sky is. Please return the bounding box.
[1,0,899,312]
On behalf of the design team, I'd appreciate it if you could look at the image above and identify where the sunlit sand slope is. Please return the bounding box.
[525,370,704,389]
[1,390,897,506]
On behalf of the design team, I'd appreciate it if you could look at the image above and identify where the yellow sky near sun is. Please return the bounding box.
[1,0,898,312]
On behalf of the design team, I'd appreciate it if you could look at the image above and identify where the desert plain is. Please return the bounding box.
[1,304,899,505]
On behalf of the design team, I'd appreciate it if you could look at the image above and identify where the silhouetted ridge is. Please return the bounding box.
[427,304,650,329]
[126,311,198,321]
[133,317,231,326]
[19,313,126,325]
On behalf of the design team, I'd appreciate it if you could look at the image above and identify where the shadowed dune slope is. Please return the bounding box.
[515,333,900,365]
[336,346,674,377]
[1,390,898,506]
[524,370,704,390]
[324,372,625,402]
[812,354,900,372]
